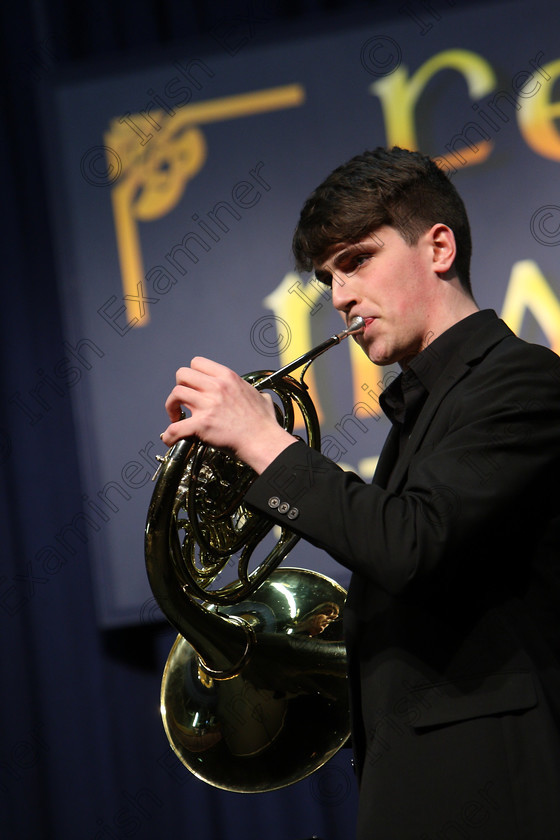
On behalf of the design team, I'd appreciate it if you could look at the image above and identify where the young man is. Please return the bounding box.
[162,147,560,838]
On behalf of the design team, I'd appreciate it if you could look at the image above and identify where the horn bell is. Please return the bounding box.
[161,567,349,792]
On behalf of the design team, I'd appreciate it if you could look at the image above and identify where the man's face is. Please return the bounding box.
[315,225,440,367]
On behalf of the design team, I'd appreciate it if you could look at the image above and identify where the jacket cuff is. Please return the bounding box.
[244,439,341,526]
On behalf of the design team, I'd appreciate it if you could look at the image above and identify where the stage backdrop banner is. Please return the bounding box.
[41,0,560,625]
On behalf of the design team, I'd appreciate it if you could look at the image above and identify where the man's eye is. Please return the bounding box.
[347,254,371,274]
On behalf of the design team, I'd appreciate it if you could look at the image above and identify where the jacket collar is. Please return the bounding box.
[374,311,513,491]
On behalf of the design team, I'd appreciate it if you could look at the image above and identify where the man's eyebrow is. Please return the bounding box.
[332,247,353,268]
[313,246,354,284]
[313,234,386,286]
[332,238,383,268]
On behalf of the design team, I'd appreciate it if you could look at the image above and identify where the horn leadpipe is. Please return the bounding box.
[255,316,365,390]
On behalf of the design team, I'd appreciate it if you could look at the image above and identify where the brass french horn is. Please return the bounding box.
[145,317,364,792]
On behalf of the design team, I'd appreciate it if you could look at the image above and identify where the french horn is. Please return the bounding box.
[145,317,364,792]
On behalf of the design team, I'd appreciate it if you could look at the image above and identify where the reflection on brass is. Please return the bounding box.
[296,602,341,636]
[145,321,364,791]
[197,662,214,691]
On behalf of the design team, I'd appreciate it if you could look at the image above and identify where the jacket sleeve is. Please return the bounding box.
[244,339,560,595]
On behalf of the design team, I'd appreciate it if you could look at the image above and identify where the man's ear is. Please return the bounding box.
[429,224,456,276]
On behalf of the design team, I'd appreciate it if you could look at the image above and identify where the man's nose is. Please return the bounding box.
[331,272,356,313]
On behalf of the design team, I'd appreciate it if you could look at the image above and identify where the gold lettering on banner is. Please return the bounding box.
[263,272,328,424]
[370,49,496,170]
[105,85,305,325]
[517,58,560,160]
[263,273,385,427]
[501,260,560,353]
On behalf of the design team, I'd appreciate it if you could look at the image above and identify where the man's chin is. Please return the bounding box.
[366,344,394,366]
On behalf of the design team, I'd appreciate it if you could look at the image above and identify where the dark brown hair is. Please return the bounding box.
[292,146,473,294]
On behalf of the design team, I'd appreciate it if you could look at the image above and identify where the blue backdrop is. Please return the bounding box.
[2,0,559,838]
[42,1,560,627]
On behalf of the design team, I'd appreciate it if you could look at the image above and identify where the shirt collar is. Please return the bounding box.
[380,309,497,424]
[409,309,495,390]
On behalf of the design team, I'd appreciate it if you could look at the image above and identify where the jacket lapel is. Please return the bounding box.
[384,316,513,493]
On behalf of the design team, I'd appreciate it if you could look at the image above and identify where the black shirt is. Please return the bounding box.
[380,309,497,453]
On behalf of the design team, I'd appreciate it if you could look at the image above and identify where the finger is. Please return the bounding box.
[174,365,213,390]
[165,387,186,422]
[167,366,219,422]
[189,356,235,378]
[160,417,196,447]
[189,358,248,396]
[165,382,209,421]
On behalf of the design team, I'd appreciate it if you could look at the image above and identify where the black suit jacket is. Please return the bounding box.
[245,313,560,838]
